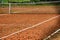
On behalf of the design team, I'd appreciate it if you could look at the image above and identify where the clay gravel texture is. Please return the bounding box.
[0,13,60,40]
[0,6,60,14]
[47,31,60,40]
[0,5,60,40]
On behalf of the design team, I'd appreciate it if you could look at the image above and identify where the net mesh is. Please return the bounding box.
[0,3,9,14]
[0,1,60,14]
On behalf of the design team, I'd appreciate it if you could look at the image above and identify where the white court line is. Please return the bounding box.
[0,14,9,16]
[0,14,8,16]
[0,15,60,39]
[44,29,60,40]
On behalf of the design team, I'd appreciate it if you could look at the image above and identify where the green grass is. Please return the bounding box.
[1,0,60,6]
[2,0,8,3]
[10,0,30,2]
[2,0,31,3]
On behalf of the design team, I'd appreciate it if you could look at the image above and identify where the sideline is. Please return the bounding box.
[0,14,9,16]
[44,29,60,40]
[0,15,60,39]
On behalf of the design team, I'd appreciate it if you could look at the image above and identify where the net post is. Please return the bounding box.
[9,3,11,14]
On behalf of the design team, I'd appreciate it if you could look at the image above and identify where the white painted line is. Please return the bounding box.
[0,15,60,39]
[44,29,60,40]
[0,14,8,16]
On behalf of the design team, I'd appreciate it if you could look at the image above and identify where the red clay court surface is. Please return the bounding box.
[0,13,60,40]
[0,6,60,14]
[48,31,60,40]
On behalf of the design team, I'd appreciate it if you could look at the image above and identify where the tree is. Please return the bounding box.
[0,0,2,3]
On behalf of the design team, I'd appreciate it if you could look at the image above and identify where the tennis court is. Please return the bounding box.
[0,0,60,40]
[0,13,59,40]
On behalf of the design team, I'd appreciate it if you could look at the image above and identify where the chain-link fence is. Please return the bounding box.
[0,0,60,14]
[0,3,9,14]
